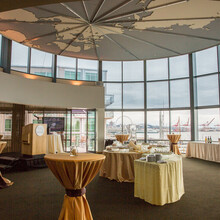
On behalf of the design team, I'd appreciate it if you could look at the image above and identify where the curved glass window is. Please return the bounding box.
[30,48,52,77]
[146,58,168,81]
[2,35,220,146]
[123,111,144,141]
[123,61,144,81]
[77,59,98,81]
[105,83,122,109]
[11,41,29,73]
[197,108,220,141]
[170,55,189,79]
[105,111,122,139]
[171,110,191,140]
[57,55,76,80]
[123,83,144,109]
[147,81,169,109]
[170,79,190,108]
[102,61,121,82]
[194,47,218,76]
[147,111,169,140]
[195,74,219,106]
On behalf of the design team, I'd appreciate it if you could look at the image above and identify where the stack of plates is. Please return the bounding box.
[139,157,146,161]
[147,155,156,162]
[155,153,162,162]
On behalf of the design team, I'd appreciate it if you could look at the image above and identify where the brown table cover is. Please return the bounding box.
[167,134,181,155]
[44,153,105,220]
[0,141,13,189]
[186,142,220,163]
[115,134,129,143]
[100,150,142,182]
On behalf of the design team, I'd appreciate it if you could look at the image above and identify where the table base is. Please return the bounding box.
[170,144,181,155]
[0,172,13,189]
[59,194,92,220]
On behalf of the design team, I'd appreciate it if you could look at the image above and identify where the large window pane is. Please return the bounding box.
[194,47,218,76]
[195,75,219,106]
[102,61,121,81]
[105,111,122,139]
[170,79,190,108]
[57,55,76,80]
[123,83,144,109]
[78,59,98,81]
[147,81,169,108]
[197,108,219,141]
[123,61,144,81]
[147,111,169,140]
[105,83,122,109]
[123,112,144,141]
[30,48,52,77]
[170,55,189,79]
[171,110,191,140]
[11,41,29,73]
[0,35,2,66]
[0,112,13,142]
[147,58,168,81]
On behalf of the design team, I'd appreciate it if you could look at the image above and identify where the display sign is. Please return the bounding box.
[35,125,45,136]
[44,117,65,133]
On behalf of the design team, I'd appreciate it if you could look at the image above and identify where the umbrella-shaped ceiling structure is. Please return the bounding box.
[0,0,220,61]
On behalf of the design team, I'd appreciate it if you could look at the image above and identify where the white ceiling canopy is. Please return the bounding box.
[0,0,220,60]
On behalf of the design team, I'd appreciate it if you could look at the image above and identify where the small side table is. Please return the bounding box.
[167,134,181,155]
[0,141,13,189]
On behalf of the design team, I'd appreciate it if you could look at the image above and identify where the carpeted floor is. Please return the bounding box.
[0,157,219,220]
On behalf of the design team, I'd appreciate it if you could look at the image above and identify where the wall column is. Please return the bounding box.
[1,36,12,74]
[96,108,105,152]
[12,104,25,152]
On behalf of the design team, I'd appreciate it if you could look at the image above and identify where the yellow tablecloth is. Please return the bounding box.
[134,155,184,206]
[186,141,220,163]
[100,150,142,182]
[0,141,13,189]
[167,134,181,155]
[0,141,6,153]
[47,134,64,154]
[115,134,129,143]
[44,153,105,220]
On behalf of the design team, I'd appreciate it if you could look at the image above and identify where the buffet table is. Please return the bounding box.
[0,141,13,189]
[47,134,64,154]
[186,141,220,163]
[134,154,184,206]
[100,150,142,182]
[44,153,105,220]
[167,134,181,155]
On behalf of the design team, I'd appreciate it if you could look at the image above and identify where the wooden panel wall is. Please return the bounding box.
[11,104,25,152]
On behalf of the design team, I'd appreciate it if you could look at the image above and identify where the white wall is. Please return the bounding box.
[0,71,104,109]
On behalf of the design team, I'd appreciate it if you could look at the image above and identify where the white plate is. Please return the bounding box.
[139,157,146,161]
[157,160,167,164]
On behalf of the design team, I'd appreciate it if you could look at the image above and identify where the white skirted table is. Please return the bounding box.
[134,154,184,206]
[186,141,220,163]
[47,134,64,154]
[0,141,13,189]
[100,150,142,182]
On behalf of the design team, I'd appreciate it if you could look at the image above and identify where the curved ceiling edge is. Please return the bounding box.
[0,0,79,12]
